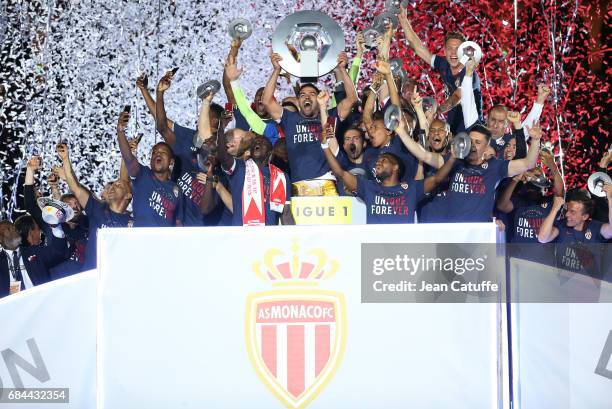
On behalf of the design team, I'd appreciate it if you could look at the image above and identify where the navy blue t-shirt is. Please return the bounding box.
[554,220,606,276]
[445,158,509,222]
[83,197,133,270]
[418,158,450,223]
[357,178,424,224]
[132,166,183,227]
[510,197,554,243]
[362,136,418,182]
[173,123,228,226]
[336,150,368,196]
[433,55,483,134]
[280,109,334,182]
[226,160,291,226]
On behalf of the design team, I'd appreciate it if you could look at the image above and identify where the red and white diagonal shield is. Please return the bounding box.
[246,290,346,408]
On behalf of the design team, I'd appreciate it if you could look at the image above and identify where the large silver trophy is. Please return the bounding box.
[228,18,253,41]
[452,132,471,159]
[458,41,483,65]
[271,11,345,81]
[587,172,612,198]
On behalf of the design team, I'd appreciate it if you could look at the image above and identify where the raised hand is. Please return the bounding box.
[321,124,334,145]
[224,57,243,82]
[117,110,130,133]
[540,150,555,168]
[196,172,208,186]
[316,90,331,110]
[136,73,148,90]
[465,59,477,76]
[27,156,42,171]
[336,51,348,70]
[51,165,67,181]
[552,195,565,210]
[526,121,543,140]
[507,111,521,127]
[597,150,611,169]
[128,134,142,153]
[56,142,69,161]
[355,32,365,58]
[411,92,423,110]
[375,60,391,75]
[536,84,551,104]
[270,52,283,71]
[603,183,612,199]
[156,70,174,93]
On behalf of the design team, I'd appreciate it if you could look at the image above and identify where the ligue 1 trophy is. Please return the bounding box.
[458,41,483,65]
[451,132,471,159]
[389,58,407,84]
[587,172,612,198]
[541,140,554,154]
[37,197,75,225]
[271,10,345,82]
[528,173,552,190]
[228,18,253,41]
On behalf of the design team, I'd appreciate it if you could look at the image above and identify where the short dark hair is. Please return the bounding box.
[210,103,224,119]
[153,141,174,155]
[298,83,320,95]
[380,152,405,179]
[445,31,466,44]
[60,193,77,203]
[343,126,365,141]
[469,124,492,140]
[566,189,594,217]
[14,215,38,246]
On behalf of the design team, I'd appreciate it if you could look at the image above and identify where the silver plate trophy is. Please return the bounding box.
[384,104,402,131]
[385,0,410,14]
[228,18,253,41]
[197,80,221,100]
[587,172,612,198]
[373,11,398,31]
[37,197,75,225]
[458,41,483,65]
[541,140,554,154]
[271,10,345,81]
[389,58,407,84]
[528,173,552,190]
[363,26,382,48]
[452,132,471,159]
[422,96,437,113]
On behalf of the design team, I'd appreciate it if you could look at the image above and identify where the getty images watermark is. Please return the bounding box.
[361,243,505,303]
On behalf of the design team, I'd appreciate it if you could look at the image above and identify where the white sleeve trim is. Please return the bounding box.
[430,55,436,68]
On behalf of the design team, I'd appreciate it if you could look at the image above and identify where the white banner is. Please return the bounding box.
[97,224,502,409]
[0,271,96,409]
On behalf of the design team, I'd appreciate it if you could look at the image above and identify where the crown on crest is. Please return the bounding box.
[252,238,338,286]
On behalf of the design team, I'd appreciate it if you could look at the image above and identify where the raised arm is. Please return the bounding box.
[537,196,564,243]
[119,135,142,184]
[507,111,527,158]
[461,60,479,129]
[316,90,339,155]
[540,150,565,197]
[496,176,522,213]
[395,112,444,169]
[23,157,45,229]
[334,52,359,120]
[508,122,542,177]
[398,6,434,65]
[410,91,429,134]
[222,38,242,106]
[135,73,173,130]
[522,84,550,129]
[376,60,401,108]
[363,74,383,130]
[424,154,456,193]
[225,59,267,136]
[155,71,177,146]
[321,124,357,192]
[56,143,90,209]
[348,33,365,85]
[216,121,236,172]
[117,110,141,177]
[261,53,284,121]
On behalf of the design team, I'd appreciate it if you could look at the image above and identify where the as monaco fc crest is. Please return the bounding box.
[245,239,346,408]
